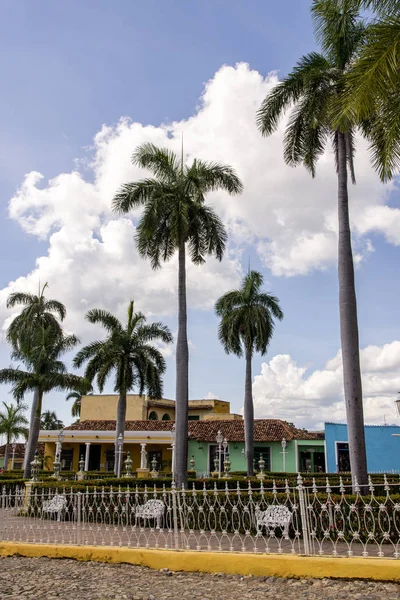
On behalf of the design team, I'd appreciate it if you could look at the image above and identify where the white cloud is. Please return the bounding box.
[1,62,399,340]
[252,341,400,429]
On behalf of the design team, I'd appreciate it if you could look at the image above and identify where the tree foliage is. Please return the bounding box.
[40,410,64,430]
[74,301,173,398]
[215,271,283,358]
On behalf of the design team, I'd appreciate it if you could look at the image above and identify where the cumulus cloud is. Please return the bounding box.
[252,341,400,429]
[1,62,399,342]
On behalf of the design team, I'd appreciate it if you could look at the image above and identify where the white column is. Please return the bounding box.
[84,442,91,472]
[140,443,147,469]
[171,442,175,478]
[294,440,299,472]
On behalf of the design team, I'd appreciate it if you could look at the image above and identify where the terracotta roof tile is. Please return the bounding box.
[65,419,324,441]
[187,419,323,442]
[0,442,44,458]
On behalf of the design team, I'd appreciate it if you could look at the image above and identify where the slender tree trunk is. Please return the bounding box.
[114,391,127,475]
[175,242,189,488]
[244,347,254,476]
[337,131,368,490]
[3,442,9,470]
[23,388,42,478]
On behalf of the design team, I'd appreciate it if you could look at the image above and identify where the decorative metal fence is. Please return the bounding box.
[1,475,399,558]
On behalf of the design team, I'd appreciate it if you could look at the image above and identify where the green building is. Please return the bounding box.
[187,420,325,475]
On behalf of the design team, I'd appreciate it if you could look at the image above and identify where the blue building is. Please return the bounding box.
[325,422,400,473]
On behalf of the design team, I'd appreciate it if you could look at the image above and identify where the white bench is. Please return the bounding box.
[135,499,165,529]
[41,494,67,522]
[255,505,292,539]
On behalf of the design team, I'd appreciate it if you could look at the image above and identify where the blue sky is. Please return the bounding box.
[1,0,400,430]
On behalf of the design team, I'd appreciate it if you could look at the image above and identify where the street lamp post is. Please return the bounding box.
[116,433,124,478]
[281,437,287,472]
[57,429,64,469]
[11,442,17,470]
[222,437,228,462]
[216,430,223,478]
[170,424,176,480]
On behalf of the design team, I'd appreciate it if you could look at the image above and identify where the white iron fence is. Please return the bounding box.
[1,475,400,558]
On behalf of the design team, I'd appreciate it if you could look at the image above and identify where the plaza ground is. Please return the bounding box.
[1,556,399,600]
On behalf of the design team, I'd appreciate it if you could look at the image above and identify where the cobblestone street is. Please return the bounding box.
[0,557,399,600]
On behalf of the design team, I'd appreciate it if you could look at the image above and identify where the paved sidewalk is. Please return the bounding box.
[1,556,400,600]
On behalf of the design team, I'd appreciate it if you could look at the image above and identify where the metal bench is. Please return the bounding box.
[41,494,67,522]
[135,499,165,529]
[255,505,292,538]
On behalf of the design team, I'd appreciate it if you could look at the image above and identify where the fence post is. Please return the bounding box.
[297,474,311,556]
[171,481,180,550]
[76,491,82,546]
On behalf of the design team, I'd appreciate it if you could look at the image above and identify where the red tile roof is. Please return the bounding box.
[65,419,323,441]
[0,443,44,458]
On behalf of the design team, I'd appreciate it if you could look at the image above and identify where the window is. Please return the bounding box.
[188,415,200,421]
[105,449,115,473]
[254,447,271,472]
[60,449,73,471]
[149,411,158,420]
[209,444,223,473]
[337,442,350,472]
[162,413,171,420]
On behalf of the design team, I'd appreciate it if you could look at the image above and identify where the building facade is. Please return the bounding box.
[325,422,400,473]
[39,417,325,475]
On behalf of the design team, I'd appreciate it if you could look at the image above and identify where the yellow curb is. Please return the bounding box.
[0,542,399,581]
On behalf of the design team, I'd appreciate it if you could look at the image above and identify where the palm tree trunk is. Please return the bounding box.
[337,131,368,490]
[175,241,189,487]
[23,388,42,478]
[3,442,9,470]
[114,391,127,475]
[244,347,254,476]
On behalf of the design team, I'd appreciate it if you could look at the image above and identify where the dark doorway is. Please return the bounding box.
[337,442,350,472]
[209,445,223,473]
[79,444,102,471]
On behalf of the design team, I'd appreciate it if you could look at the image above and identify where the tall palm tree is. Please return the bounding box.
[112,143,243,486]
[5,283,66,462]
[0,402,28,470]
[0,327,86,477]
[215,271,283,475]
[324,0,400,181]
[257,1,371,487]
[40,410,64,430]
[6,283,65,350]
[73,301,173,475]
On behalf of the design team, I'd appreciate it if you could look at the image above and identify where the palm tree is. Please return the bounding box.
[112,143,243,486]
[0,402,28,470]
[257,1,371,486]
[73,301,173,475]
[66,391,82,418]
[0,326,86,477]
[215,271,283,475]
[6,283,65,350]
[326,0,400,181]
[40,410,64,430]
[5,283,66,463]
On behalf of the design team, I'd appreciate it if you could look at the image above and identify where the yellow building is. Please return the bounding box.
[39,394,241,473]
[79,394,241,422]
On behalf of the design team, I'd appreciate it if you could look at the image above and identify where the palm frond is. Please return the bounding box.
[112,179,165,214]
[185,160,243,195]
[132,143,180,183]
[257,52,331,136]
[86,309,123,333]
